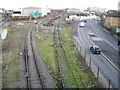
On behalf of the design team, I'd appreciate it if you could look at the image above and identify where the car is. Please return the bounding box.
[90,45,101,54]
[17,22,24,26]
[96,18,100,21]
[84,20,87,22]
[79,22,85,27]
[88,33,97,37]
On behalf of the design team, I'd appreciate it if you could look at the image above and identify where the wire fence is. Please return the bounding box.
[74,36,117,89]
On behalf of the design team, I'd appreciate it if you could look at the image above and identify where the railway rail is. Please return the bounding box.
[53,25,87,88]
[54,26,65,88]
[23,25,48,89]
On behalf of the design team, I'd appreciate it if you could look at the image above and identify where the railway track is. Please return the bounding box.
[23,25,47,89]
[54,25,81,88]
[23,19,94,88]
[54,26,65,88]
[53,22,93,88]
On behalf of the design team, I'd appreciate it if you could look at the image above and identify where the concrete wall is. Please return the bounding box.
[22,8,42,16]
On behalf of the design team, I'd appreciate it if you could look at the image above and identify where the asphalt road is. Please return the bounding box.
[78,19,119,88]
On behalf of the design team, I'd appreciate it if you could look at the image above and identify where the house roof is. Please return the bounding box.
[23,7,41,9]
[106,11,120,17]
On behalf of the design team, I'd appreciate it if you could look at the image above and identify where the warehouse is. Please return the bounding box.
[11,7,51,21]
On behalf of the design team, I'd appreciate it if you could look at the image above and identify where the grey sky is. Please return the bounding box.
[0,0,119,10]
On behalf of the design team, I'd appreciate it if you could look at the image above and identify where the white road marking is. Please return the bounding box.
[91,25,119,51]
[86,33,120,71]
[91,37,103,41]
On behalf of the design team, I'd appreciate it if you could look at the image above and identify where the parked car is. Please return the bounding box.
[90,45,101,54]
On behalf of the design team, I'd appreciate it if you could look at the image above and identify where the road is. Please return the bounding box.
[78,19,119,88]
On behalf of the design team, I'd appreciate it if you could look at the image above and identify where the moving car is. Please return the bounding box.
[34,20,37,24]
[17,22,24,26]
[90,45,101,54]
[79,22,85,27]
[96,18,100,21]
[84,20,87,22]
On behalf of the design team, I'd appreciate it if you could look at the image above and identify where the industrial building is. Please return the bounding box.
[22,7,42,16]
[11,7,51,21]
[87,7,107,13]
[12,7,51,17]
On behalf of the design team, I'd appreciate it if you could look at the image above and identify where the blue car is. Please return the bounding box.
[90,45,101,54]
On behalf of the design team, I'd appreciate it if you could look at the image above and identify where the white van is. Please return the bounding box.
[79,22,85,27]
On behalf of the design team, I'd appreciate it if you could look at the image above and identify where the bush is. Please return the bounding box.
[117,33,120,37]
[109,27,116,34]
[31,16,36,20]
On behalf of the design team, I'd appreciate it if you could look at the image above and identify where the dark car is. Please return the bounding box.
[90,45,101,54]
[84,20,87,22]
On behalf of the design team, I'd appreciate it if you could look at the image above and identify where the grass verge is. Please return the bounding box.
[36,19,102,88]
[2,23,31,87]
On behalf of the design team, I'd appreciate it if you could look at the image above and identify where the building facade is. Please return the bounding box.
[12,7,51,17]
[66,8,83,13]
[87,7,107,13]
[22,7,42,16]
[104,11,120,28]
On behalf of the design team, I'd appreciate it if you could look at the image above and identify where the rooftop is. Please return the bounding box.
[106,10,120,17]
[23,6,41,9]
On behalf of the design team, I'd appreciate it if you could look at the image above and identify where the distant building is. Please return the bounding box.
[22,7,42,16]
[66,8,84,13]
[87,7,107,13]
[41,7,51,16]
[12,7,51,17]
[104,11,120,28]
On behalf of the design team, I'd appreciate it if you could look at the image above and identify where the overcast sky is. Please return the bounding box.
[0,0,119,10]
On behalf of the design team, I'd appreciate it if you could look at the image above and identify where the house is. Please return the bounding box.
[104,11,120,28]
[22,7,42,16]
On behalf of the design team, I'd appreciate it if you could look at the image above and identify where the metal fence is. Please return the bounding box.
[74,36,117,88]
